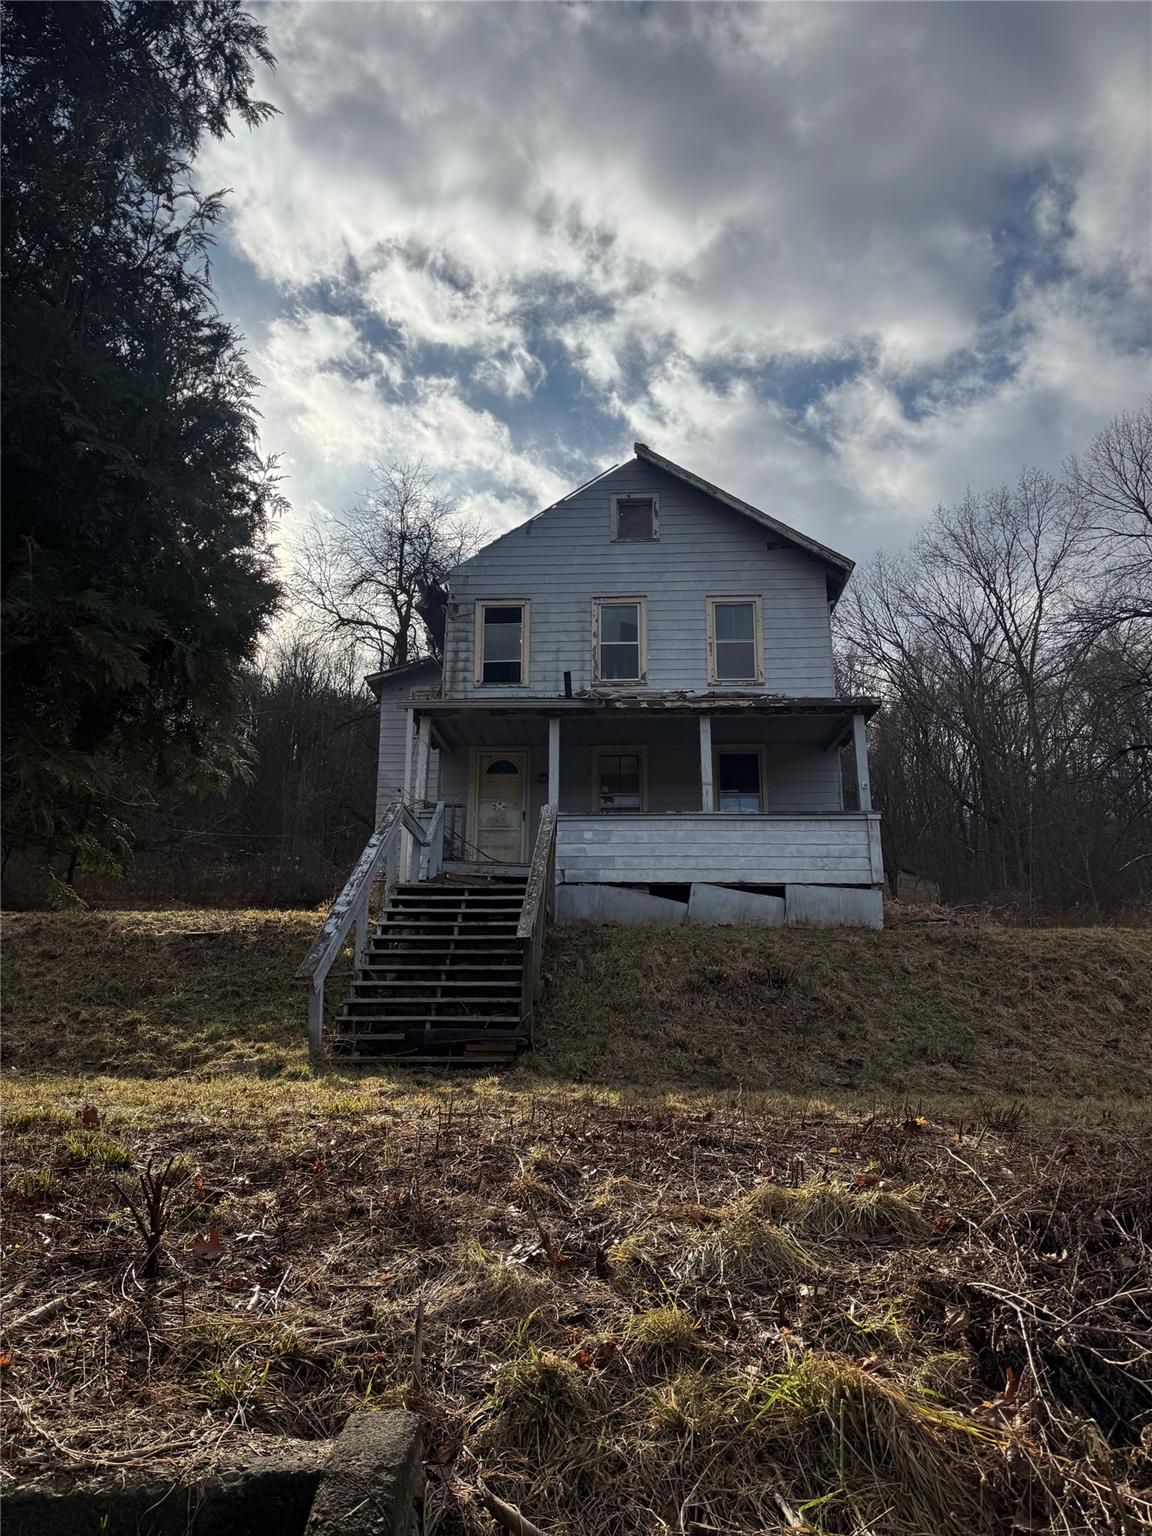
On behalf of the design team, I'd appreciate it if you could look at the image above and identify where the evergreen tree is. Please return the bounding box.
[1,1,284,875]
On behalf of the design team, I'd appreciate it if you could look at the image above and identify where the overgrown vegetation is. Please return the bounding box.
[1,2,283,873]
[2,911,1149,1107]
[2,1084,1149,1534]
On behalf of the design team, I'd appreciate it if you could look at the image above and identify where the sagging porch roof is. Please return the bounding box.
[410,690,879,719]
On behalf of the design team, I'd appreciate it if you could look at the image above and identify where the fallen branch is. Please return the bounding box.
[478,1485,546,1536]
[6,1287,95,1332]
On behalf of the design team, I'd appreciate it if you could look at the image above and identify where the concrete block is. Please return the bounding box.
[4,1450,330,1536]
[687,884,785,926]
[785,884,884,929]
[555,883,687,926]
[306,1411,423,1536]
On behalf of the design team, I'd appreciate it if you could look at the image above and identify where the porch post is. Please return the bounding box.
[547,716,561,806]
[413,712,432,806]
[699,714,714,811]
[399,704,416,874]
[852,711,872,812]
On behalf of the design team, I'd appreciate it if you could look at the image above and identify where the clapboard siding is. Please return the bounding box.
[374,676,440,822]
[557,814,879,886]
[442,460,837,699]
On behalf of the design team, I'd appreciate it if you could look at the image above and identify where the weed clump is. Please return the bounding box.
[63,1130,133,1170]
[747,1351,1004,1535]
[747,1178,932,1244]
[436,1241,558,1321]
[625,1305,703,1360]
[646,1370,734,1434]
[687,1203,822,1283]
[488,1348,592,1452]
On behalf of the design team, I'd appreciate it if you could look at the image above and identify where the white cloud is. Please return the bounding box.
[253,309,569,552]
[200,1,1150,561]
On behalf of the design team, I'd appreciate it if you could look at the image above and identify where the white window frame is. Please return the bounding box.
[610,492,660,542]
[474,598,531,688]
[591,745,649,815]
[593,596,648,685]
[706,595,764,685]
[713,744,768,813]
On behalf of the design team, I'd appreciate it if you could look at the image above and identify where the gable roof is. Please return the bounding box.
[632,443,854,591]
[451,444,855,601]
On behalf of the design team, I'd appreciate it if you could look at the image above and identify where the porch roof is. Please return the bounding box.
[410,690,880,721]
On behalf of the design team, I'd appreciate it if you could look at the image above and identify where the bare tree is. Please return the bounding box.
[838,404,1152,916]
[292,460,482,673]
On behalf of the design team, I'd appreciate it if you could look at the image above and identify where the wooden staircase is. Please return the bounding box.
[297,801,557,1067]
[330,877,530,1063]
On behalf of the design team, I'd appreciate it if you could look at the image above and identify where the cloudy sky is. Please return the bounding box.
[200,1,1151,564]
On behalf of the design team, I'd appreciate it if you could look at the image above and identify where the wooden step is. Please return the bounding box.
[335,1014,523,1027]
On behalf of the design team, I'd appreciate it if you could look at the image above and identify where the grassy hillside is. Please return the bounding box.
[3,910,1150,1529]
[1,909,1148,1108]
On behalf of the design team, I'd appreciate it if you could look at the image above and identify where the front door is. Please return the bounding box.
[471,750,528,861]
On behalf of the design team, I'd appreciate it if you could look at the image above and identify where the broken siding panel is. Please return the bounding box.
[445,461,838,699]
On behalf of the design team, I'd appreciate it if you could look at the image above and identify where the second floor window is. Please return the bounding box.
[476,601,528,685]
[708,597,763,683]
[595,598,646,682]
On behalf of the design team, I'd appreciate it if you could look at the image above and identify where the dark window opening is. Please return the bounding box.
[613,496,657,542]
[717,751,763,812]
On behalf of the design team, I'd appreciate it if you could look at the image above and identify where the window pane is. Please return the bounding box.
[715,639,757,679]
[482,659,522,684]
[599,753,642,812]
[600,642,641,679]
[600,603,639,644]
[615,498,655,540]
[717,753,761,812]
[482,605,522,683]
[714,601,754,641]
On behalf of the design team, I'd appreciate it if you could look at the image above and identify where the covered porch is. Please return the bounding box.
[403,694,882,907]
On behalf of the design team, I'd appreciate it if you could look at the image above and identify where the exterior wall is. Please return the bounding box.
[556,812,882,887]
[441,459,837,701]
[374,672,440,821]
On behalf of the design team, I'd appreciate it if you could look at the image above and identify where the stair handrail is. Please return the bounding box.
[516,803,558,1040]
[297,799,443,1063]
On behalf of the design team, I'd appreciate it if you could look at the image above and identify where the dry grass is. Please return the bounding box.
[2,909,1151,1530]
[2,911,1150,1112]
[2,1083,1150,1534]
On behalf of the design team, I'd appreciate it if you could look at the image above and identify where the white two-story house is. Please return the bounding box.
[300,444,883,1062]
[371,442,882,928]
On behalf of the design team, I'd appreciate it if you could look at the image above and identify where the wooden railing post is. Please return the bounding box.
[296,801,406,1066]
[517,803,558,1043]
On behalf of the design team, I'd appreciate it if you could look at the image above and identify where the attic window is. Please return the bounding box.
[611,494,658,542]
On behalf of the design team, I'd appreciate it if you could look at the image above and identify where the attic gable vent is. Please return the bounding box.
[611,493,658,542]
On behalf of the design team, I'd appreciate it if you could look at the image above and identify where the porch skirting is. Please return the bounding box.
[554,881,883,929]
